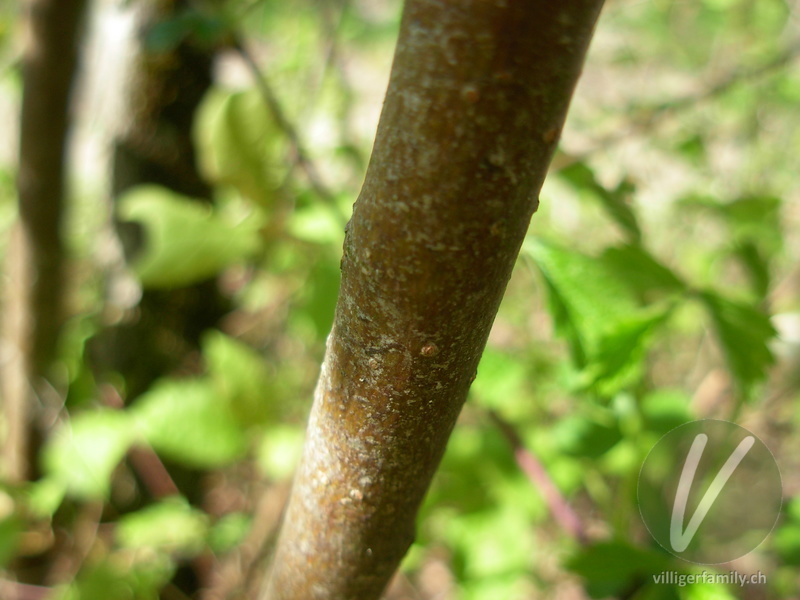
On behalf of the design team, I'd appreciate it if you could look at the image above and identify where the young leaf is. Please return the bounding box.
[699,291,775,394]
[42,410,137,500]
[117,497,209,556]
[203,331,275,426]
[118,185,261,289]
[194,89,283,206]
[132,379,248,468]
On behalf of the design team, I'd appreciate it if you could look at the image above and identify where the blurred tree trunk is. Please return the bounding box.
[1,0,87,482]
[262,0,605,599]
[90,1,226,594]
[91,0,227,403]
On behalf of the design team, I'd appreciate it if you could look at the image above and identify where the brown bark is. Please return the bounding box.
[262,0,605,598]
[1,0,87,482]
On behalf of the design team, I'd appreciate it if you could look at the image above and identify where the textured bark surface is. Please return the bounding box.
[263,0,605,598]
[1,0,87,482]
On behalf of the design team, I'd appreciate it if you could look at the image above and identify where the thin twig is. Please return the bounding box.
[556,40,800,170]
[233,39,348,225]
[488,410,588,545]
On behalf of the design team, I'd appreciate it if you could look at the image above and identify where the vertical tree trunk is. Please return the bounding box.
[263,0,605,598]
[1,0,87,482]
[90,0,227,403]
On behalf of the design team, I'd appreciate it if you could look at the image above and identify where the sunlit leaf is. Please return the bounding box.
[256,425,304,480]
[209,512,252,554]
[195,89,283,206]
[203,331,275,426]
[525,238,637,365]
[132,379,248,468]
[117,497,208,556]
[42,410,137,500]
[118,185,261,289]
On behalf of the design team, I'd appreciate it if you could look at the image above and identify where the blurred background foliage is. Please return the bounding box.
[0,0,799,598]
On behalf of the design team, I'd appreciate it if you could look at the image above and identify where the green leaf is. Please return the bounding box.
[559,161,641,242]
[118,185,261,289]
[256,425,304,480]
[733,240,771,298]
[471,348,529,412]
[195,89,283,205]
[42,410,137,500]
[566,541,673,598]
[117,497,208,556]
[699,291,775,393]
[525,238,638,366]
[553,414,622,458]
[640,389,693,435]
[681,580,738,600]
[25,478,67,518]
[295,256,341,340]
[203,331,275,427]
[55,557,174,600]
[445,508,536,579]
[600,244,686,297]
[209,512,252,553]
[773,522,800,565]
[132,379,248,468]
[0,516,22,569]
[583,304,673,396]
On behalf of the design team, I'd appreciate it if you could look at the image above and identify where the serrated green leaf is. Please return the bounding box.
[600,244,686,297]
[734,240,771,298]
[42,410,137,500]
[559,161,641,242]
[132,379,248,468]
[699,291,775,394]
[583,304,673,396]
[117,497,208,556]
[118,185,261,289]
[203,331,275,426]
[525,238,638,366]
